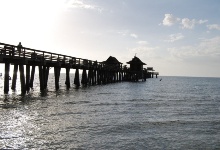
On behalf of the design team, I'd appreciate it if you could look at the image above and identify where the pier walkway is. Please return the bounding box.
[0,42,159,95]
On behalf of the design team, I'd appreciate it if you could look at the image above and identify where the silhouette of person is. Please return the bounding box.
[17,42,22,53]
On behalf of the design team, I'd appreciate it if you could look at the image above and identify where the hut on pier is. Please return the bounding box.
[102,56,122,83]
[103,56,122,70]
[127,56,146,81]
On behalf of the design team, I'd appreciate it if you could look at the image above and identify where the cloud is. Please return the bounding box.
[198,20,208,24]
[181,18,196,29]
[207,24,220,30]
[165,33,184,42]
[116,30,129,36]
[162,14,180,26]
[137,41,148,45]
[167,36,220,61]
[162,14,208,29]
[129,45,159,59]
[130,33,138,39]
[67,0,101,11]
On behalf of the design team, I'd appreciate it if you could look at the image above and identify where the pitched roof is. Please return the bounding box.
[103,56,122,64]
[127,56,146,65]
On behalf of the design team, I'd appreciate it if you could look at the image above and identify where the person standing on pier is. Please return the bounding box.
[17,42,23,56]
[17,42,23,53]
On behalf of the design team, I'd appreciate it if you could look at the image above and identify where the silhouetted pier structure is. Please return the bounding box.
[0,42,159,94]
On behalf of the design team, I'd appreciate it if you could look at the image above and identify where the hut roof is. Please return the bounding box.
[127,56,146,65]
[103,56,122,64]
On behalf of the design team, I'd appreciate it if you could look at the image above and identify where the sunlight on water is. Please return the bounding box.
[0,75,220,149]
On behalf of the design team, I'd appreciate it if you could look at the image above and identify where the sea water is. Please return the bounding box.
[0,75,220,149]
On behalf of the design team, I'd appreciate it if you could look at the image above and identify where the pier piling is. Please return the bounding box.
[38,66,44,91]
[93,70,97,85]
[29,65,35,88]
[54,67,61,90]
[26,65,30,92]
[74,68,80,87]
[4,63,10,94]
[19,64,26,95]
[65,67,70,88]
[43,66,49,89]
[11,64,18,90]
[81,68,87,86]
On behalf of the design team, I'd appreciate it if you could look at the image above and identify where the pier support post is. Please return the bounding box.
[29,65,35,88]
[74,68,80,87]
[19,64,26,95]
[106,71,109,83]
[88,69,92,85]
[97,70,101,85]
[124,72,127,81]
[144,71,147,81]
[65,67,71,89]
[114,72,117,82]
[93,70,97,85]
[26,65,30,92]
[4,63,10,94]
[54,67,61,90]
[91,69,95,85]
[119,72,122,82]
[11,64,18,90]
[44,66,50,89]
[102,71,106,84]
[39,66,44,91]
[81,68,87,86]
[102,71,105,84]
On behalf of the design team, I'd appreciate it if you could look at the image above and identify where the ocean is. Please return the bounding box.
[0,75,220,149]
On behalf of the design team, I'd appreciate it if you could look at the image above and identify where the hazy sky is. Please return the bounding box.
[0,0,220,77]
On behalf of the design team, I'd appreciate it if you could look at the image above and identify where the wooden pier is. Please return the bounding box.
[0,42,159,94]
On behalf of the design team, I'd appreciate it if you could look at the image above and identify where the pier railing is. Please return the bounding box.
[0,42,103,69]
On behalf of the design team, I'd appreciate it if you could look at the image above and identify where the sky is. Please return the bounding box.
[0,0,220,77]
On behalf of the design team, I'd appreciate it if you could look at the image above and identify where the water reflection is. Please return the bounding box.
[0,104,41,149]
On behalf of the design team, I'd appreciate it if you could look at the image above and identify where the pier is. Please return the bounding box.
[0,42,159,94]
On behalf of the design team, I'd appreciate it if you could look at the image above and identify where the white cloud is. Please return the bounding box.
[167,36,220,60]
[129,45,159,59]
[116,30,129,36]
[181,18,196,29]
[207,24,220,30]
[162,14,208,29]
[166,33,184,42]
[162,14,180,26]
[198,20,208,24]
[137,41,148,45]
[67,0,101,11]
[130,33,138,39]
[199,36,220,56]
